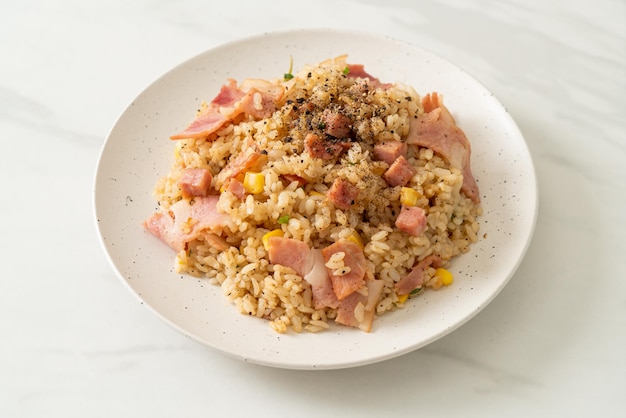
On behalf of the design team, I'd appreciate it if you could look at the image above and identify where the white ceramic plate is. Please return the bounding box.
[93,29,537,370]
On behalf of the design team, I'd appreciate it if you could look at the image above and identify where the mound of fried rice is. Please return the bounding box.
[148,56,481,333]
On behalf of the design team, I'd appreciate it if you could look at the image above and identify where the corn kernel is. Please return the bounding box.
[345,231,364,249]
[435,268,453,286]
[397,293,409,304]
[262,229,284,251]
[400,187,420,207]
[310,191,325,197]
[243,172,264,194]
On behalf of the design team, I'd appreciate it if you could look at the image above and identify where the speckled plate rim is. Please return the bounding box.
[93,28,538,370]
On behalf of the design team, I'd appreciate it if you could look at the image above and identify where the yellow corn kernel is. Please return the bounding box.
[243,172,264,194]
[262,229,284,251]
[397,293,409,304]
[345,231,364,250]
[400,187,420,207]
[435,268,453,286]
[310,190,325,197]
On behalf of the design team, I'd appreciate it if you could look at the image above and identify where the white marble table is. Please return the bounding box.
[1,0,624,416]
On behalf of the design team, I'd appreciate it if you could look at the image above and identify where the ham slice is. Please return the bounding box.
[170,78,284,140]
[304,249,339,309]
[215,138,263,185]
[170,79,243,140]
[267,236,313,277]
[143,195,230,252]
[406,93,480,203]
[178,168,213,198]
[335,279,385,332]
[321,240,367,300]
[394,255,442,296]
[346,64,391,89]
[395,205,427,236]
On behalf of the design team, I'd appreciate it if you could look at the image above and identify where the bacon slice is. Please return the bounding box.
[267,236,312,277]
[407,92,480,202]
[321,240,367,300]
[304,249,339,309]
[346,64,391,89]
[178,168,213,198]
[170,78,284,140]
[335,279,385,332]
[215,138,263,185]
[395,205,427,236]
[143,196,230,252]
[238,78,285,119]
[394,255,442,296]
[170,79,243,140]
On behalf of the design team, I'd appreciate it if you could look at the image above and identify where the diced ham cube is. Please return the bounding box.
[225,177,246,200]
[305,133,345,160]
[320,108,352,139]
[178,168,213,198]
[394,255,442,296]
[383,155,416,187]
[327,178,359,210]
[395,205,427,236]
[373,141,407,165]
[282,174,308,187]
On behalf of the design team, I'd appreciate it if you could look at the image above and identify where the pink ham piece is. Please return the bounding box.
[143,195,230,252]
[321,240,367,300]
[267,239,341,310]
[383,155,416,187]
[170,79,243,140]
[305,133,346,161]
[282,174,308,187]
[327,178,359,210]
[346,64,391,89]
[170,78,284,140]
[406,92,480,203]
[267,236,313,277]
[335,279,385,332]
[304,249,339,309]
[178,168,213,198]
[394,255,442,296]
[373,141,407,165]
[320,108,352,139]
[395,205,427,236]
[215,138,263,185]
[224,177,246,200]
[237,78,285,119]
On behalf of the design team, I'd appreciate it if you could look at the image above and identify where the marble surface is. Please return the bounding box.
[1,0,624,416]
